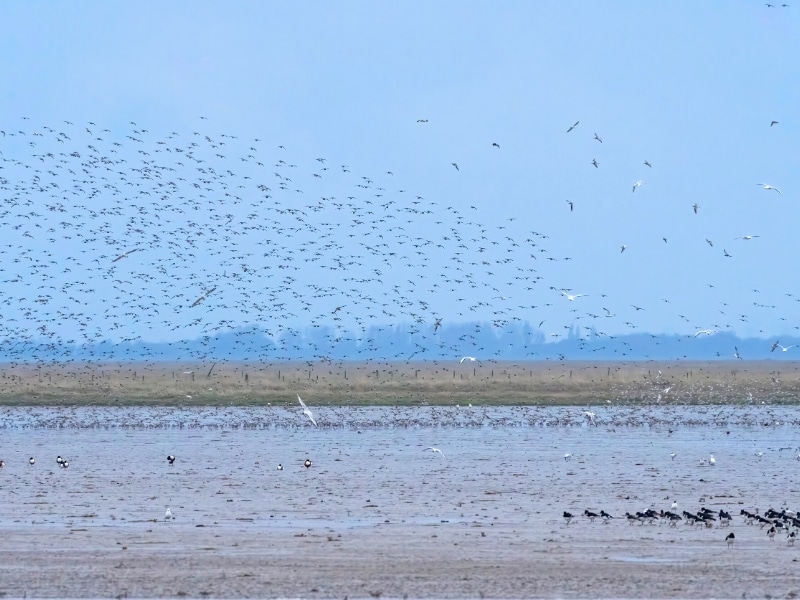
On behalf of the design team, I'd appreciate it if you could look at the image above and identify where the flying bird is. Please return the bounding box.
[566,121,579,133]
[459,356,477,364]
[693,203,699,214]
[297,394,317,426]
[560,291,586,301]
[451,162,459,171]
[111,248,142,262]
[644,160,652,168]
[632,180,643,193]
[591,159,598,168]
[424,446,446,459]
[758,183,782,195]
[566,199,574,211]
[593,133,602,143]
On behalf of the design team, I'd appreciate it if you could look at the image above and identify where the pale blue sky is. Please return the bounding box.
[0,1,798,357]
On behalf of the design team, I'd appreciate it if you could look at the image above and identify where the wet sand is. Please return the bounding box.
[1,415,799,599]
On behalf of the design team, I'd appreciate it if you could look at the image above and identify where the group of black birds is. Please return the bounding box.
[563,505,800,547]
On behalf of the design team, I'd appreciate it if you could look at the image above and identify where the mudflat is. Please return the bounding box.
[1,419,798,599]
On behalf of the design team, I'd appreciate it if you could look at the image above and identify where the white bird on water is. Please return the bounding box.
[583,411,597,427]
[709,454,716,466]
[424,447,446,459]
[165,507,173,521]
[297,394,317,426]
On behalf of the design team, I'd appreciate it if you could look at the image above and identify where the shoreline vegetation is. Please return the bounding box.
[0,360,798,406]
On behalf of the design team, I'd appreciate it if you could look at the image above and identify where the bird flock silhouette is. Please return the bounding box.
[0,115,795,364]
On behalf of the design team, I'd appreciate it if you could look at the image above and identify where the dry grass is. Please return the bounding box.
[0,360,799,405]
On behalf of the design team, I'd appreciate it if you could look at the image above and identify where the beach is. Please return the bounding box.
[1,407,799,599]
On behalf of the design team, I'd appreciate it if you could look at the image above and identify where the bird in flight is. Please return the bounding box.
[770,120,779,126]
[492,142,500,148]
[632,180,643,193]
[424,446,446,459]
[734,346,742,360]
[112,248,142,262]
[591,159,598,168]
[416,119,428,123]
[644,160,652,168]
[583,411,597,427]
[593,133,603,143]
[566,199,574,211]
[758,183,782,195]
[561,290,586,301]
[451,162,459,171]
[566,121,579,133]
[191,286,216,307]
[459,356,477,364]
[693,203,699,214]
[297,394,317,426]
[620,244,627,253]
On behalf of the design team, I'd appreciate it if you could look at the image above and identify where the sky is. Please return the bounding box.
[0,1,798,361]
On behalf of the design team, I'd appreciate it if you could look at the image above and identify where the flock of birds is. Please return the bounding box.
[563,504,800,548]
[0,112,796,366]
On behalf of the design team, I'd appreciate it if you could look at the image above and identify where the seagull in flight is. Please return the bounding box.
[566,199,574,211]
[561,290,587,301]
[591,159,599,168]
[424,446,446,459]
[297,394,317,426]
[451,162,459,171]
[758,183,782,195]
[583,411,598,427]
[111,248,142,262]
[566,121,579,133]
[632,180,643,193]
[695,329,716,337]
[644,160,652,168]
[459,356,477,364]
[593,133,603,143]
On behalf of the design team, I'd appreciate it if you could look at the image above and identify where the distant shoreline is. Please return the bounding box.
[0,360,798,405]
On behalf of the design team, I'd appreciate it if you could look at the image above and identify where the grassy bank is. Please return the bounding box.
[0,360,798,406]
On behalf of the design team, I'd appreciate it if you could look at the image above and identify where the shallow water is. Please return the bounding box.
[1,404,798,531]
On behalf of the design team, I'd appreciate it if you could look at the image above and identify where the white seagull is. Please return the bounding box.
[459,356,477,364]
[757,183,782,195]
[632,180,643,193]
[297,394,317,426]
[583,411,597,427]
[561,290,587,301]
[424,447,446,459]
[165,507,173,521]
